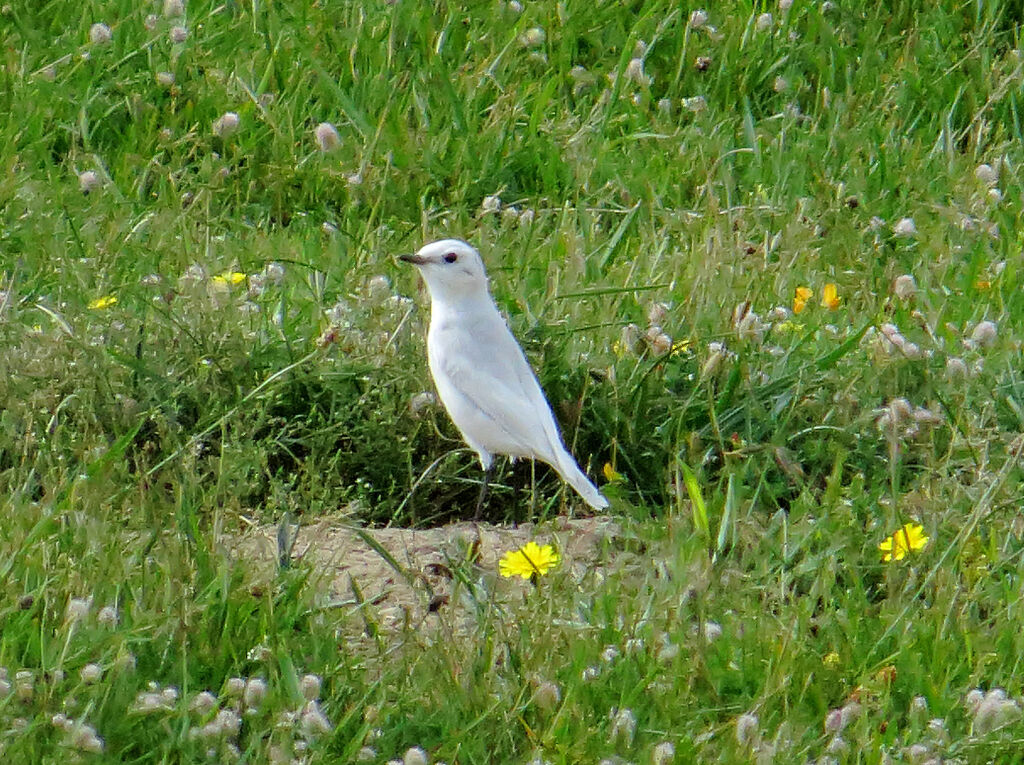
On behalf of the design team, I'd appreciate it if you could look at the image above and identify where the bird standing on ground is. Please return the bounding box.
[400,239,609,512]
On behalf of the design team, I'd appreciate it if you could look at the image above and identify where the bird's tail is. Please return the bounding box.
[551,450,609,510]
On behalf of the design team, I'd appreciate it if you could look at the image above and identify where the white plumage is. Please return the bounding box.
[401,239,608,510]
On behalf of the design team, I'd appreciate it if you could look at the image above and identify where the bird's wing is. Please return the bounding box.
[431,314,567,461]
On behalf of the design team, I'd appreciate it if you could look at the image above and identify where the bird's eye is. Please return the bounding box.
[443,252,458,264]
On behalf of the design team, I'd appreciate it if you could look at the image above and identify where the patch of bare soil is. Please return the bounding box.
[230,516,619,632]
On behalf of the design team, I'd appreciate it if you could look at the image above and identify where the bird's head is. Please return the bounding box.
[400,239,490,304]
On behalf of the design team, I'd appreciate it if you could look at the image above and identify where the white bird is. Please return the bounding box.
[400,239,609,512]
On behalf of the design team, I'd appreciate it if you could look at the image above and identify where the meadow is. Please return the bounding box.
[2,0,1024,761]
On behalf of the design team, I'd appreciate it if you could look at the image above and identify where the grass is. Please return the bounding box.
[2,0,1024,761]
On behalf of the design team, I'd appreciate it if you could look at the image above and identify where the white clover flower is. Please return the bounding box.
[480,194,501,214]
[224,677,246,697]
[409,392,437,416]
[689,9,708,28]
[51,713,72,730]
[657,97,672,115]
[974,688,1020,733]
[71,723,104,753]
[974,163,998,186]
[827,736,849,755]
[650,332,672,355]
[14,671,34,702]
[170,25,188,43]
[300,700,332,736]
[403,747,429,765]
[625,58,650,86]
[703,621,723,642]
[244,678,267,709]
[346,171,364,186]
[501,205,520,224]
[734,712,759,748]
[155,71,175,88]
[609,708,637,745]
[145,13,159,30]
[651,741,675,765]
[928,717,950,744]
[647,302,669,326]
[988,188,1003,203]
[164,0,185,17]
[520,27,545,47]
[213,111,239,138]
[190,690,218,714]
[314,122,341,152]
[161,686,179,705]
[89,23,112,45]
[773,76,788,92]
[945,356,968,379]
[78,170,100,194]
[779,0,793,10]
[581,665,600,682]
[756,12,773,31]
[893,217,917,237]
[67,596,92,622]
[624,638,644,655]
[357,748,377,762]
[970,320,998,348]
[601,645,620,663]
[682,95,707,112]
[216,708,242,737]
[892,274,917,300]
[506,0,523,12]
[533,681,560,713]
[656,642,679,662]
[299,674,322,701]
[518,208,535,226]
[80,664,102,684]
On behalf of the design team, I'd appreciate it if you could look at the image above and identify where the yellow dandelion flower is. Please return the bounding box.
[792,286,812,314]
[211,271,247,287]
[499,542,560,579]
[821,283,841,310]
[670,338,693,356]
[602,463,625,484]
[878,522,929,562]
[88,295,118,310]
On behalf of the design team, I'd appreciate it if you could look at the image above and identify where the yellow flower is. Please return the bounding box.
[602,463,625,484]
[823,652,840,668]
[775,320,804,333]
[670,338,693,356]
[499,542,560,579]
[792,286,812,314]
[88,295,118,310]
[878,522,929,562]
[821,283,841,310]
[211,271,247,287]
[975,279,991,290]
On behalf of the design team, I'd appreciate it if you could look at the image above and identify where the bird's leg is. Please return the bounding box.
[474,462,496,520]
[530,458,537,519]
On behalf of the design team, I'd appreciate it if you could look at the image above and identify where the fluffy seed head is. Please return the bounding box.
[170,25,188,43]
[610,708,637,745]
[213,111,240,138]
[970,320,998,348]
[155,71,175,88]
[80,664,102,684]
[975,163,998,186]
[651,741,675,764]
[756,12,773,31]
[300,674,322,701]
[164,0,185,16]
[892,274,917,300]
[893,217,917,237]
[244,678,267,708]
[403,746,429,765]
[735,712,759,747]
[689,9,708,28]
[533,681,561,713]
[314,122,341,152]
[78,171,100,194]
[89,23,112,45]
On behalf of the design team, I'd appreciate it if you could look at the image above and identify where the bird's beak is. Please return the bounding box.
[399,253,426,265]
